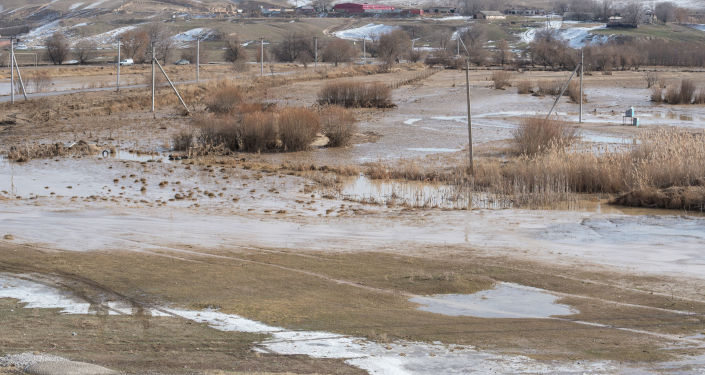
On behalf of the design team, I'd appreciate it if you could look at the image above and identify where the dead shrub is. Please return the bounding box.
[28,70,53,93]
[172,130,193,151]
[566,81,585,103]
[665,79,696,105]
[517,80,533,94]
[320,106,356,147]
[240,112,277,152]
[512,117,578,156]
[194,115,239,151]
[277,107,320,151]
[205,81,243,114]
[650,85,663,103]
[317,81,394,108]
[491,71,511,90]
[535,80,561,96]
[645,71,659,88]
[694,89,705,105]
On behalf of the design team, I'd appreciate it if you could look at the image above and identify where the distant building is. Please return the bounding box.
[333,3,396,14]
[505,8,545,16]
[426,6,456,14]
[474,11,506,20]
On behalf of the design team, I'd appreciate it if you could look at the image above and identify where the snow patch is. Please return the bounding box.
[69,2,85,10]
[333,23,398,41]
[84,0,108,9]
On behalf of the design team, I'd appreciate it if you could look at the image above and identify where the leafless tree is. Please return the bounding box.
[378,29,411,67]
[143,22,175,63]
[620,1,645,26]
[74,40,97,64]
[120,29,150,63]
[224,37,247,63]
[272,34,314,63]
[181,41,208,64]
[655,2,676,23]
[494,39,512,67]
[322,39,356,66]
[46,32,70,65]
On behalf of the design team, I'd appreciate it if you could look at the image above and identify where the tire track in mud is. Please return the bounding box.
[3,241,705,346]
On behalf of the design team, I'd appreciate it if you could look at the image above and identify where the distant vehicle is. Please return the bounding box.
[175,59,190,65]
[119,58,134,66]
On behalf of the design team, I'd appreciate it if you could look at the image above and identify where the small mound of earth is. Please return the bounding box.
[25,361,117,375]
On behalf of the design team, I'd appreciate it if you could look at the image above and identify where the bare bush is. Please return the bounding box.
[664,79,695,104]
[695,89,705,105]
[240,112,277,152]
[172,130,193,151]
[28,70,53,93]
[320,106,356,147]
[567,81,585,103]
[277,107,320,151]
[224,36,247,63]
[323,39,356,67]
[513,117,578,156]
[318,81,393,108]
[645,71,659,88]
[378,29,411,67]
[120,29,150,63]
[491,71,511,90]
[535,80,562,96]
[205,81,243,114]
[651,85,663,103]
[74,40,97,64]
[46,32,69,65]
[517,81,533,94]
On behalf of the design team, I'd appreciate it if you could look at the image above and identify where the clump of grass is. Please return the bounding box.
[512,117,578,156]
[28,70,53,93]
[534,80,561,97]
[240,112,277,153]
[650,85,663,103]
[320,106,356,147]
[516,80,533,94]
[277,107,320,152]
[172,130,193,151]
[566,81,585,103]
[317,81,394,108]
[665,79,696,104]
[491,71,511,90]
[205,81,243,114]
[694,89,705,105]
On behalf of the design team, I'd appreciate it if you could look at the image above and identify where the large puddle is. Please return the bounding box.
[0,274,629,374]
[410,283,576,319]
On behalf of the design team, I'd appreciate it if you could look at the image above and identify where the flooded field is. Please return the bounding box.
[1,66,705,374]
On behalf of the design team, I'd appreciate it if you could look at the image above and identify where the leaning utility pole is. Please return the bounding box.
[260,37,264,76]
[116,37,121,92]
[196,37,200,83]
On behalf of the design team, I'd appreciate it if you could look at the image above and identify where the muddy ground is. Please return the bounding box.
[1,65,704,374]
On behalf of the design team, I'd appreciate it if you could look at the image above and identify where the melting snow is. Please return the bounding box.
[333,23,398,41]
[84,0,108,9]
[520,22,611,48]
[69,2,85,10]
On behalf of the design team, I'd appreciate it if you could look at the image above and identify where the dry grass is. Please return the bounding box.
[566,81,585,104]
[650,85,663,103]
[277,107,320,152]
[491,71,511,90]
[7,141,99,162]
[240,112,277,153]
[172,130,193,151]
[320,106,356,147]
[317,82,394,108]
[205,81,244,114]
[512,117,578,156]
[695,89,705,105]
[665,79,696,105]
[517,80,533,94]
[534,80,562,96]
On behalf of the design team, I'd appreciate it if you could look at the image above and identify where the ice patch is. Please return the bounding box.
[403,118,421,125]
[0,275,91,315]
[410,283,576,319]
[687,24,705,32]
[333,23,398,41]
[69,2,85,10]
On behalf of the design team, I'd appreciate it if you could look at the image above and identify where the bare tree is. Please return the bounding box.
[224,37,247,62]
[493,39,512,67]
[322,39,356,66]
[597,0,613,22]
[459,25,489,65]
[46,32,70,65]
[272,34,314,63]
[655,2,676,23]
[143,23,175,63]
[120,29,150,63]
[378,29,411,67]
[621,1,645,26]
[74,40,97,64]
[181,42,208,64]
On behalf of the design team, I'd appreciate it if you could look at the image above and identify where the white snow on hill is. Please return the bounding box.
[520,22,611,48]
[333,23,398,40]
[172,28,213,45]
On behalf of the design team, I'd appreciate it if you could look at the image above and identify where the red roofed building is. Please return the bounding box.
[333,3,395,14]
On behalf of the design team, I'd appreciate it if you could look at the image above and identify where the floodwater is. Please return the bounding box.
[410,283,576,319]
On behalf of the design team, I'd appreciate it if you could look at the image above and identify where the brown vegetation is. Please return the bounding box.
[516,80,533,94]
[28,70,53,93]
[172,130,193,151]
[320,106,356,147]
[205,81,243,114]
[491,71,511,90]
[277,107,320,152]
[512,117,578,156]
[318,82,393,108]
[535,80,562,97]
